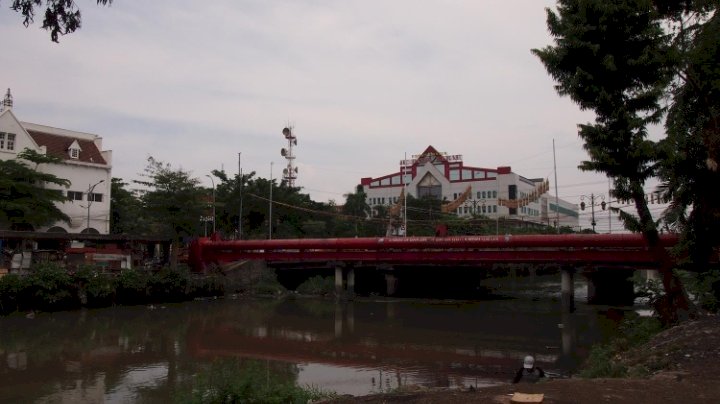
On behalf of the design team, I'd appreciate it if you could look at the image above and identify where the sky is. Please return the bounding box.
[0,0,669,232]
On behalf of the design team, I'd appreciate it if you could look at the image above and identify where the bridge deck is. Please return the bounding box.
[189,234,678,271]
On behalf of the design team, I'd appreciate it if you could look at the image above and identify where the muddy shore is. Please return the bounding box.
[324,315,720,403]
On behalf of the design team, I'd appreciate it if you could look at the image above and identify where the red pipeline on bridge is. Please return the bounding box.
[188,233,679,272]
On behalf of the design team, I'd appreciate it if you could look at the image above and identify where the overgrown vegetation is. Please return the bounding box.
[0,263,226,315]
[174,358,336,404]
[580,314,664,378]
[296,275,335,296]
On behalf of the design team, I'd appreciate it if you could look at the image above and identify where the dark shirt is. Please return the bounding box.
[512,367,545,383]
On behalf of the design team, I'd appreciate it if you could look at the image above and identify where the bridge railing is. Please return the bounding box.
[188,233,679,272]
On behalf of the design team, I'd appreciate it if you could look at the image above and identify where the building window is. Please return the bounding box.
[88,193,103,202]
[493,205,497,213]
[0,132,16,150]
[416,173,442,200]
[70,148,79,159]
[67,191,83,201]
[449,170,460,181]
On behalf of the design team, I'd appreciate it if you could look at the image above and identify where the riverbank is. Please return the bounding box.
[325,314,720,403]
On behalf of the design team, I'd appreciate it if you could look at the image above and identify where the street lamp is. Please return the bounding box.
[206,175,216,234]
[463,198,487,216]
[269,162,273,240]
[86,179,105,232]
[580,193,606,233]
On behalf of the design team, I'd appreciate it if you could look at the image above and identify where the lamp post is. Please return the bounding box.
[269,162,273,240]
[86,179,104,232]
[580,193,606,233]
[463,198,487,216]
[206,175,216,234]
[238,152,243,239]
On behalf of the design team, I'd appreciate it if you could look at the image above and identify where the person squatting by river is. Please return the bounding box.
[513,355,545,383]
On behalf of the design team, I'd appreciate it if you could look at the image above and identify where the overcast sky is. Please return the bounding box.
[1,0,668,232]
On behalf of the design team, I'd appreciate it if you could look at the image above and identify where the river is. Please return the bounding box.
[0,274,631,402]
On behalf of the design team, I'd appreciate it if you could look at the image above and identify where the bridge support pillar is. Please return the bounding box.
[347,268,355,299]
[561,267,575,313]
[385,274,398,296]
[335,266,343,299]
[334,264,355,301]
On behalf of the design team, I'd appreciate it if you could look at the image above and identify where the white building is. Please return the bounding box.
[0,89,112,234]
[361,146,579,230]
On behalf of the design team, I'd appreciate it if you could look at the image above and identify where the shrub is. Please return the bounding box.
[251,271,286,296]
[579,314,664,378]
[0,274,27,314]
[296,276,334,296]
[149,268,190,303]
[175,359,335,403]
[189,273,225,298]
[26,262,78,311]
[74,265,117,307]
[116,269,150,305]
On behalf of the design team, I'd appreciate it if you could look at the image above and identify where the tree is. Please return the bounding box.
[5,0,112,42]
[0,148,71,230]
[341,185,370,237]
[656,3,720,278]
[532,0,697,324]
[135,157,205,269]
[109,177,145,235]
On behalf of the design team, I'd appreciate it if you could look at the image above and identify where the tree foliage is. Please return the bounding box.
[134,157,205,268]
[0,147,71,230]
[6,0,112,42]
[532,0,717,323]
[657,4,720,274]
[109,177,145,235]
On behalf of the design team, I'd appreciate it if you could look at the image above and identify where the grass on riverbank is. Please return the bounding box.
[174,358,336,404]
[579,313,665,378]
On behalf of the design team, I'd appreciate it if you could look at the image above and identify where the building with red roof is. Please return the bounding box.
[360,146,578,233]
[0,89,112,234]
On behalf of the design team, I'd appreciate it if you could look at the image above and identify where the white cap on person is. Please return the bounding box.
[523,355,535,369]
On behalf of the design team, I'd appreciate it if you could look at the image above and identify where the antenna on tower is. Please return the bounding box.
[280,124,298,187]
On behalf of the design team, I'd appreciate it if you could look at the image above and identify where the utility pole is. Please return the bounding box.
[206,175,216,234]
[553,139,560,233]
[86,179,105,232]
[269,162,273,240]
[580,193,606,233]
[238,152,243,239]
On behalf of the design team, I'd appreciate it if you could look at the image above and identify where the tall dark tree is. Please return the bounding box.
[533,0,696,323]
[5,0,112,42]
[135,157,205,269]
[109,177,145,235]
[0,148,70,230]
[657,4,720,285]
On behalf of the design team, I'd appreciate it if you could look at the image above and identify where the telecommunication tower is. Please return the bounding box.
[280,125,298,187]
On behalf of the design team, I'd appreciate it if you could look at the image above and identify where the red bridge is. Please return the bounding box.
[189,233,678,271]
[189,233,679,308]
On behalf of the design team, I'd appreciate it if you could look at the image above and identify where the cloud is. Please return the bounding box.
[1,0,654,232]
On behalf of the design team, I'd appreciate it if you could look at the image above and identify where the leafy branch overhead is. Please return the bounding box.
[7,0,112,42]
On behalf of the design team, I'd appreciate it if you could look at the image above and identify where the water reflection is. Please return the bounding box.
[0,275,625,402]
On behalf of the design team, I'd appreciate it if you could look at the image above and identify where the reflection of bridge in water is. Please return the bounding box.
[185,299,598,384]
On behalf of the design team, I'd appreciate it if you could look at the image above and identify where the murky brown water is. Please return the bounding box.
[0,275,626,402]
